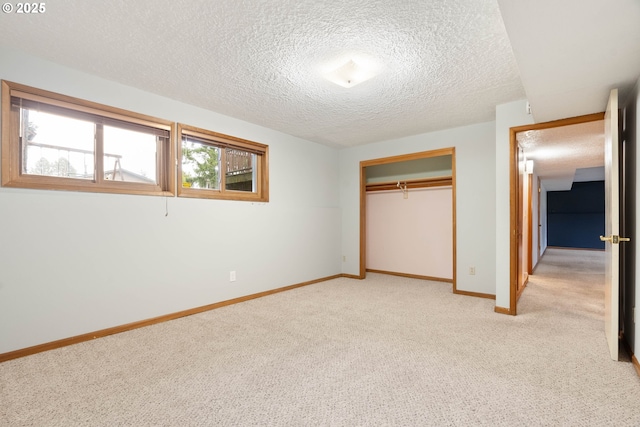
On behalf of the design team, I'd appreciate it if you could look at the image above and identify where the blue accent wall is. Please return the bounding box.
[547,181,605,249]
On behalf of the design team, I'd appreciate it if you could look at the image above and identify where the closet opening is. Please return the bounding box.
[359,148,457,291]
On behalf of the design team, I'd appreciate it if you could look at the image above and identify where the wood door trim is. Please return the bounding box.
[359,163,367,278]
[494,306,512,315]
[366,268,453,283]
[451,149,458,293]
[360,147,454,168]
[507,112,605,315]
[633,355,640,378]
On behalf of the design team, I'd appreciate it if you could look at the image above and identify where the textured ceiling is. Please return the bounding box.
[1,1,638,151]
[0,0,525,148]
[517,120,604,191]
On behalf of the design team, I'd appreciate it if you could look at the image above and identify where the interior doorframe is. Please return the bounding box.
[527,173,533,275]
[508,112,605,315]
[537,177,542,263]
[359,147,457,290]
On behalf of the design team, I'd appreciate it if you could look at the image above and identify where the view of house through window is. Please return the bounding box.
[22,109,95,180]
[21,109,159,184]
[225,148,256,192]
[103,126,158,184]
[1,80,175,196]
[181,138,257,193]
[178,124,268,202]
[2,81,268,201]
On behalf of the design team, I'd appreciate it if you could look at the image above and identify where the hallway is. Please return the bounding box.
[519,248,605,321]
[518,247,639,368]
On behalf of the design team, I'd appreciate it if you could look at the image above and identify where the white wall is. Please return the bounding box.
[340,122,497,296]
[630,74,640,355]
[0,47,341,354]
[366,187,453,279]
[495,100,534,309]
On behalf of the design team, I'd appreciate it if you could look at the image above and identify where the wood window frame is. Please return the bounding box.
[177,123,269,202]
[1,80,176,196]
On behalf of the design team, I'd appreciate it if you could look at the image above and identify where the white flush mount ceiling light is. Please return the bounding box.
[323,59,379,88]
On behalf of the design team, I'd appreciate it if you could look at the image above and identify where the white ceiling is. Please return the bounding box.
[517,120,605,191]
[498,0,640,123]
[0,0,639,150]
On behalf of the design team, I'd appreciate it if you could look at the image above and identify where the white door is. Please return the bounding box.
[602,88,624,361]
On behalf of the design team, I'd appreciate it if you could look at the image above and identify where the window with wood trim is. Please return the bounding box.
[1,80,175,196]
[178,123,269,202]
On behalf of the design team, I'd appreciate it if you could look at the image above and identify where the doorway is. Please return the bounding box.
[508,113,605,315]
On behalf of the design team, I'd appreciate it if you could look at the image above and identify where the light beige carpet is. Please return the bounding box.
[1,248,639,426]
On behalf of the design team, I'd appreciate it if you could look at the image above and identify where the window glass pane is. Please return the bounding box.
[103,125,157,184]
[21,109,95,179]
[225,148,255,192]
[182,137,221,189]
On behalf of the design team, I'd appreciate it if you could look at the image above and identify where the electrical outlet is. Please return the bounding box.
[230,271,236,282]
[469,267,476,275]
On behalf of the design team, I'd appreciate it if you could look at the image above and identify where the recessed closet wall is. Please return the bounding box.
[364,152,454,282]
